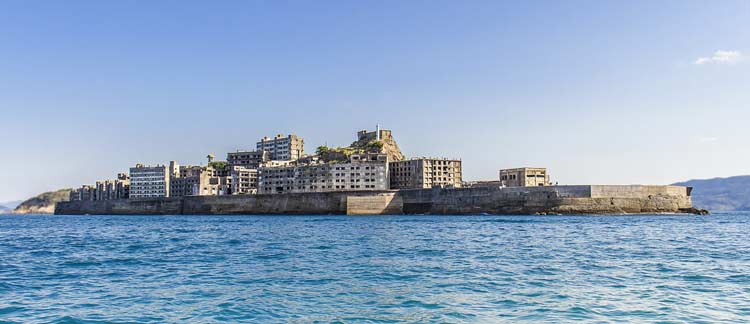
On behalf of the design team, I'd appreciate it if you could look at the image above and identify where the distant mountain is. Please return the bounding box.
[0,200,22,210]
[0,205,11,213]
[12,189,72,214]
[673,176,750,212]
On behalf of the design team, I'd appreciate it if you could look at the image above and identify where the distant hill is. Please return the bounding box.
[0,205,10,213]
[13,189,72,214]
[673,176,750,212]
[0,200,22,210]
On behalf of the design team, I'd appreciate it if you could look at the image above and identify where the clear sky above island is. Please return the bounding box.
[1,0,749,202]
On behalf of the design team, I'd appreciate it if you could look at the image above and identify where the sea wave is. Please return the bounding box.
[1,213,749,323]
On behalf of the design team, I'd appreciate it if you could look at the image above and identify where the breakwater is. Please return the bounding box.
[54,185,698,215]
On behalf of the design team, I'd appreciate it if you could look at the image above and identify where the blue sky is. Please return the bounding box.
[1,1,749,201]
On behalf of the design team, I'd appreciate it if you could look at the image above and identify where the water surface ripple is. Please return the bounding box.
[1,213,749,323]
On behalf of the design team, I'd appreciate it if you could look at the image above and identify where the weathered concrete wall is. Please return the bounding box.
[56,191,400,215]
[56,197,184,215]
[346,193,403,215]
[590,185,689,199]
[55,185,694,215]
[181,192,346,215]
[398,185,692,215]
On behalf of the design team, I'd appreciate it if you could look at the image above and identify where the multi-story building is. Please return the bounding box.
[71,173,130,202]
[261,160,295,168]
[95,180,113,200]
[327,153,389,192]
[389,158,462,189]
[170,165,231,197]
[499,167,550,187]
[129,163,171,198]
[227,150,269,169]
[258,153,389,194]
[168,161,180,179]
[70,185,96,201]
[94,173,130,200]
[257,165,296,194]
[116,173,130,198]
[230,166,259,195]
[206,176,230,195]
[69,188,81,201]
[170,166,203,197]
[256,134,304,161]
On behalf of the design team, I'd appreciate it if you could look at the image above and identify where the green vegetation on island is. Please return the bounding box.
[315,140,388,163]
[12,189,72,214]
[208,161,229,170]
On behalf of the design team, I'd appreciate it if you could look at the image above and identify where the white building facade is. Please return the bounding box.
[230,166,259,195]
[129,164,170,198]
[256,134,304,161]
[258,154,389,194]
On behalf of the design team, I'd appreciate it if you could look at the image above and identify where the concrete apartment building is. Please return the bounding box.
[170,165,231,197]
[73,128,467,199]
[69,185,96,201]
[258,165,295,194]
[257,134,304,161]
[69,188,80,201]
[230,166,259,195]
[71,174,130,201]
[227,150,269,169]
[95,173,130,200]
[499,167,550,187]
[389,158,462,189]
[129,164,171,198]
[258,153,389,194]
[170,165,204,197]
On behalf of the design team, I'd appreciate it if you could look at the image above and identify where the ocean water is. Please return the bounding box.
[1,213,749,323]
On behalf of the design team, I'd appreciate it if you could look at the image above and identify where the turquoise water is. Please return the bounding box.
[1,213,749,323]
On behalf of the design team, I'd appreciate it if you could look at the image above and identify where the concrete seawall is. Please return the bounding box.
[55,185,695,215]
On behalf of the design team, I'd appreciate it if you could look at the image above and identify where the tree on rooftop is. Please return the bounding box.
[316,145,329,155]
[208,161,228,170]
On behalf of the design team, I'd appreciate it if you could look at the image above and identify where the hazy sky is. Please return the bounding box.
[1,1,749,202]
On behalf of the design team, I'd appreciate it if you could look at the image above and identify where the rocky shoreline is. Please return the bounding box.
[10,189,71,214]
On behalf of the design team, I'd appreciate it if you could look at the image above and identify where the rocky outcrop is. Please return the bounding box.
[315,129,405,163]
[352,129,404,161]
[678,207,710,215]
[13,189,72,214]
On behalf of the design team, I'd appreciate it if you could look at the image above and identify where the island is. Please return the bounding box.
[54,127,705,216]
